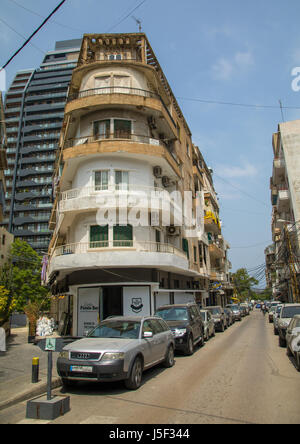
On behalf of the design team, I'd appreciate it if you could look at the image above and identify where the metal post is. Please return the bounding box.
[32,357,39,383]
[47,351,53,401]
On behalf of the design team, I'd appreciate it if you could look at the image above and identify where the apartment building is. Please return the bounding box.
[270,120,300,302]
[0,93,14,267]
[46,33,232,335]
[3,40,81,255]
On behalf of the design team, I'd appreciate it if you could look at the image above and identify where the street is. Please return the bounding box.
[1,309,300,425]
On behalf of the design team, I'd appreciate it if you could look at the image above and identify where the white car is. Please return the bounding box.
[277,304,300,347]
[57,316,175,390]
[286,315,300,371]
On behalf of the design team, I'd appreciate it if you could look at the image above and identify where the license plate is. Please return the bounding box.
[70,365,93,373]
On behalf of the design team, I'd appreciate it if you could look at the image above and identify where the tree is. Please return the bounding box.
[231,268,259,301]
[0,239,50,326]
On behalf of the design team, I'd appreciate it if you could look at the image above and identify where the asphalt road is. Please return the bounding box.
[2,309,300,424]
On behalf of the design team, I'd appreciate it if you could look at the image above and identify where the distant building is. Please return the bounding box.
[3,40,81,255]
[270,120,300,302]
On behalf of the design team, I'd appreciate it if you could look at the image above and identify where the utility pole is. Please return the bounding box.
[284,225,299,303]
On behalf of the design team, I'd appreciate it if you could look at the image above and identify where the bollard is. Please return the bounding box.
[32,357,39,383]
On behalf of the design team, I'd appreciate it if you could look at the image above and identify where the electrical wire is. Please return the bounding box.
[105,0,147,32]
[0,0,67,71]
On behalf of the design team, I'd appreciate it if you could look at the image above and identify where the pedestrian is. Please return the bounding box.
[0,327,6,352]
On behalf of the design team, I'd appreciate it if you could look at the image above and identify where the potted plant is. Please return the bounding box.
[24,302,40,343]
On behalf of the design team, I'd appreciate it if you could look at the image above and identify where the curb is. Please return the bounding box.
[0,377,62,412]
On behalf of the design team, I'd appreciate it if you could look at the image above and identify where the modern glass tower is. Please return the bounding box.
[3,39,81,255]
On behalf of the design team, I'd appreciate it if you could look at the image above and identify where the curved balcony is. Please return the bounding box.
[62,132,180,177]
[65,86,177,135]
[58,184,172,214]
[48,241,198,277]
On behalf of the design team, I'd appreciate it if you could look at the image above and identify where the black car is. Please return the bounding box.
[155,303,204,355]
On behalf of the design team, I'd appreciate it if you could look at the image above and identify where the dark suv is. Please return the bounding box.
[155,303,204,355]
[206,306,227,332]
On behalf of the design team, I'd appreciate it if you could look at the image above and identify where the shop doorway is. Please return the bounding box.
[77,286,122,336]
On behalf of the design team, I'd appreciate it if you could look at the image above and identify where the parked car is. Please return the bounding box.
[269,305,278,323]
[273,305,283,335]
[200,309,215,341]
[240,303,250,315]
[226,304,242,322]
[224,308,234,326]
[277,304,300,347]
[57,316,175,390]
[206,306,227,332]
[239,305,247,317]
[286,315,300,371]
[155,303,204,355]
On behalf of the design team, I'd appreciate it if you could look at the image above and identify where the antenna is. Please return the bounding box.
[279,99,285,122]
[132,16,142,32]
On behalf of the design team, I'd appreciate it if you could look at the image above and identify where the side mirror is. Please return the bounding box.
[143,331,153,339]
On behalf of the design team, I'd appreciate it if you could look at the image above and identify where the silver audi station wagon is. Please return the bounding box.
[57,316,175,390]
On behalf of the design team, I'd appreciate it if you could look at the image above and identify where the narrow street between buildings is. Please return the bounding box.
[1,309,300,425]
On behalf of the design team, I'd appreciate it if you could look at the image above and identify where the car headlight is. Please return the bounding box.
[101,352,125,361]
[173,328,187,338]
[59,351,69,359]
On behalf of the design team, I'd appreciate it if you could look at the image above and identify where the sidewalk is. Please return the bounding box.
[0,327,62,411]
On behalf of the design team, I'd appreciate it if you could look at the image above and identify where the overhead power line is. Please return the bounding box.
[177,96,300,111]
[0,0,67,72]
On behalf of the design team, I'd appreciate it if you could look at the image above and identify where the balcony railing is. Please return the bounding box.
[66,86,177,129]
[52,241,188,261]
[67,86,160,103]
[63,132,167,149]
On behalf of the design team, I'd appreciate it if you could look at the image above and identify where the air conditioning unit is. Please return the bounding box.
[153,166,162,178]
[167,226,179,236]
[162,176,170,188]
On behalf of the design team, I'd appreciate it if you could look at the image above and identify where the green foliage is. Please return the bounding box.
[231,268,259,301]
[0,239,49,324]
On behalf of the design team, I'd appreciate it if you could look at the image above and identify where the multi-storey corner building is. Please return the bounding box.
[270,120,300,302]
[46,33,232,335]
[3,40,81,255]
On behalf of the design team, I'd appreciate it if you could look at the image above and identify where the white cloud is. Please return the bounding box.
[215,162,258,179]
[212,50,255,81]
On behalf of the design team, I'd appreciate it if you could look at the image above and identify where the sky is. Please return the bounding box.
[1,0,300,287]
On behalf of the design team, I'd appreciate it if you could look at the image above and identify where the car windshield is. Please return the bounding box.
[207,308,221,315]
[155,307,189,321]
[281,306,300,319]
[88,320,141,339]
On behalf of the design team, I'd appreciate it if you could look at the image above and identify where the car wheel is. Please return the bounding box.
[296,353,300,372]
[212,327,215,337]
[163,345,175,368]
[279,335,286,348]
[185,335,194,355]
[274,328,278,336]
[287,346,293,357]
[125,357,143,390]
